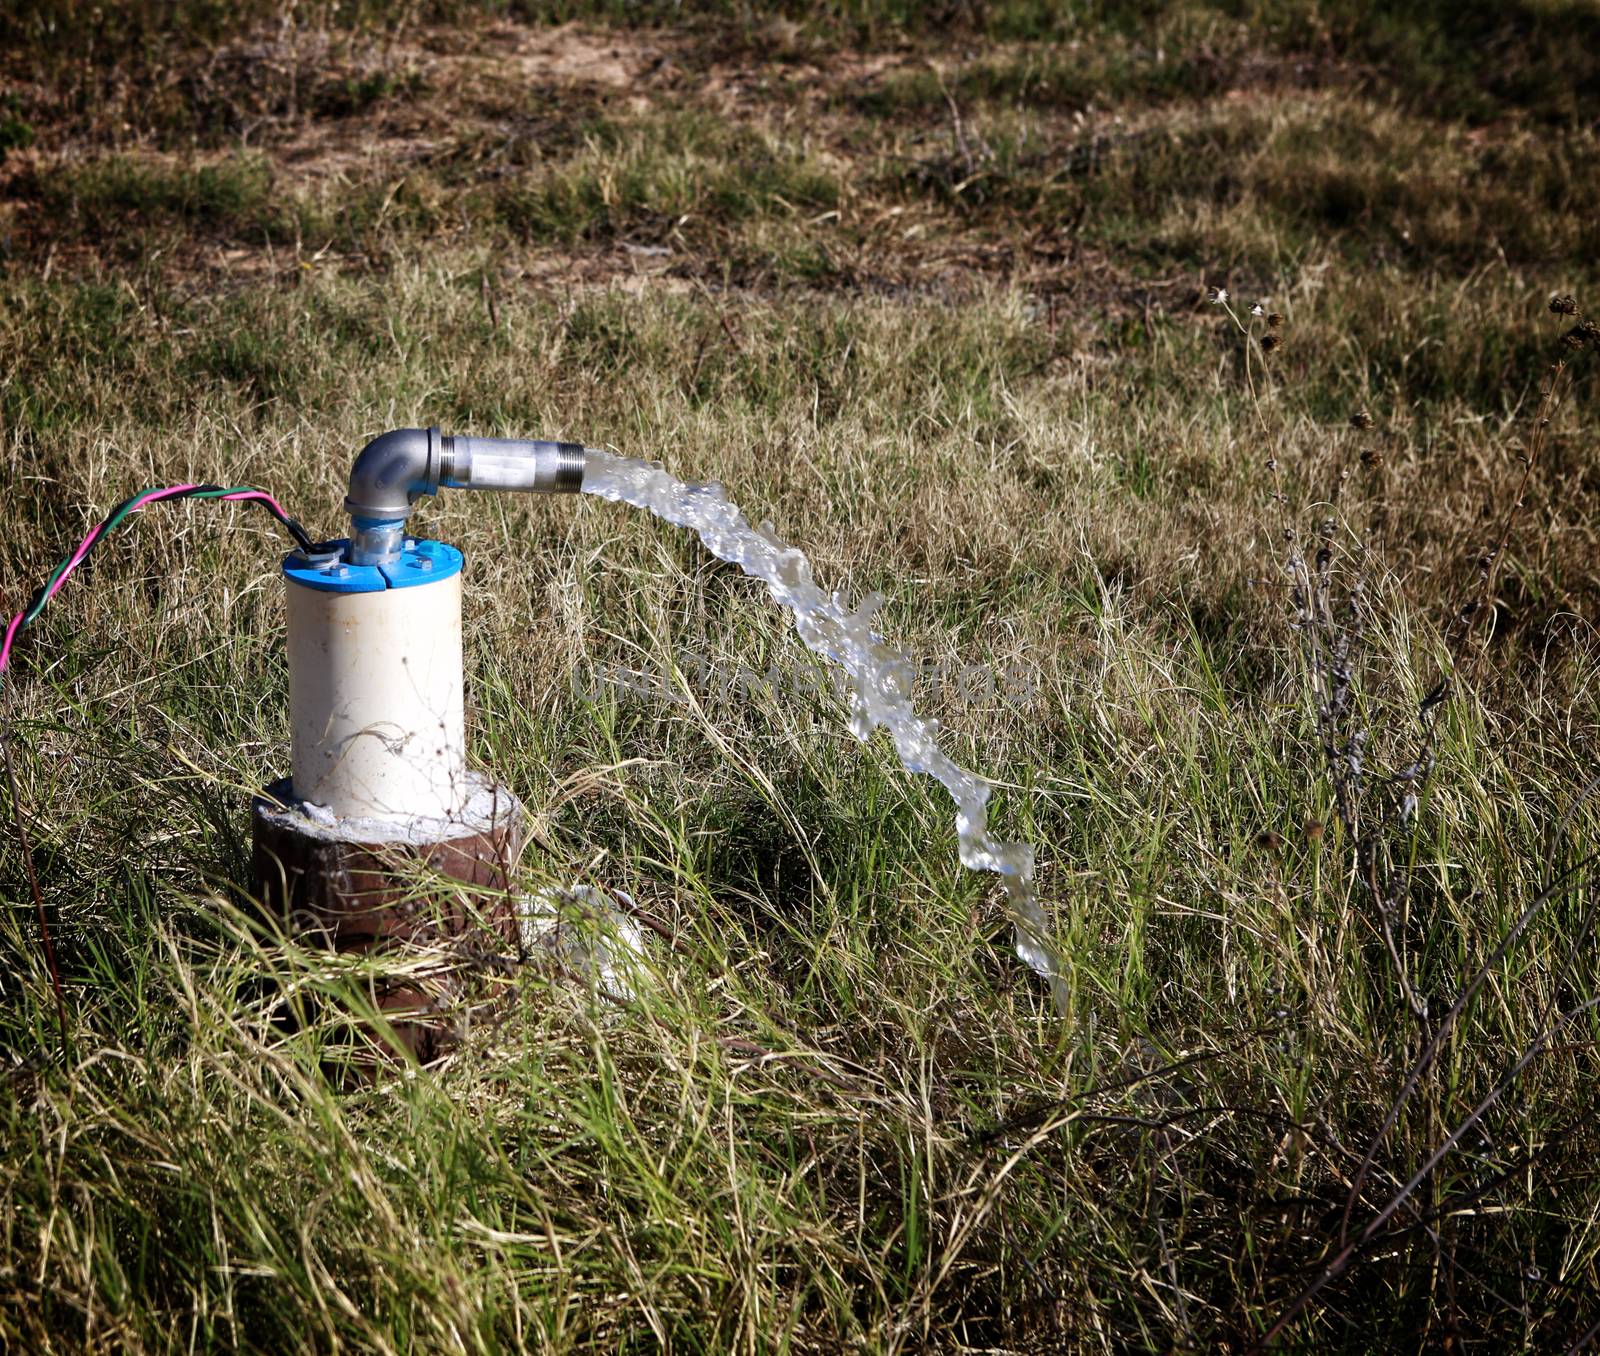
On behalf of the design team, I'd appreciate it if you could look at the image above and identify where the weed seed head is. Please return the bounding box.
[1207,285,1228,305]
[1267,312,1284,329]
[1561,320,1600,350]
[1350,409,1374,430]
[1549,294,1579,316]
[1260,333,1281,353]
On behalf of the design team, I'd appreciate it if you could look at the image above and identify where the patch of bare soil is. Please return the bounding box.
[492,21,660,90]
[236,23,671,179]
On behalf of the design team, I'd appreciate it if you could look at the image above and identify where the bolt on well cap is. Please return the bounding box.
[282,538,464,594]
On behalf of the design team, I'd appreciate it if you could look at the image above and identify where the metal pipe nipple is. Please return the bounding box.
[344,426,589,565]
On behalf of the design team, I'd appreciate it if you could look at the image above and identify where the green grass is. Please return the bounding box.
[2,3,1600,1351]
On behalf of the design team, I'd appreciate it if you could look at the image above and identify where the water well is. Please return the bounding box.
[250,428,593,1055]
[241,423,1065,1054]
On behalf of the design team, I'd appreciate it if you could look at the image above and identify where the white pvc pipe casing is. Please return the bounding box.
[286,569,467,821]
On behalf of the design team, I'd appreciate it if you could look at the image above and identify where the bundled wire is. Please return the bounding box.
[1,482,317,683]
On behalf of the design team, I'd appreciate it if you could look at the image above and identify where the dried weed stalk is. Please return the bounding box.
[1211,286,1598,1345]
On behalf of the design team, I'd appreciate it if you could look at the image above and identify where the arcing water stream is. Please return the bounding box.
[582,449,1069,1014]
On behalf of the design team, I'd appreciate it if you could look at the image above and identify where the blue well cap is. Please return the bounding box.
[282,538,464,594]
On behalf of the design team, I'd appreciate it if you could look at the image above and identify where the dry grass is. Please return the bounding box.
[2,3,1599,1351]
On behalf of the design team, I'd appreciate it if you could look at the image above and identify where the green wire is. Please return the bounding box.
[22,485,267,625]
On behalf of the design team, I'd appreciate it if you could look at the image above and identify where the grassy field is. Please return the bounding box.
[2,1,1599,1349]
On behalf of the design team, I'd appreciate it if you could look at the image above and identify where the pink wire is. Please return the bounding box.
[216,488,294,518]
[0,611,22,677]
[2,484,294,678]
[40,484,201,609]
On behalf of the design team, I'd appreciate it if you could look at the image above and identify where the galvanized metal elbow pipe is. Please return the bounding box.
[345,426,588,564]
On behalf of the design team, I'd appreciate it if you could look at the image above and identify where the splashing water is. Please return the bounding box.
[582,449,1068,1014]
